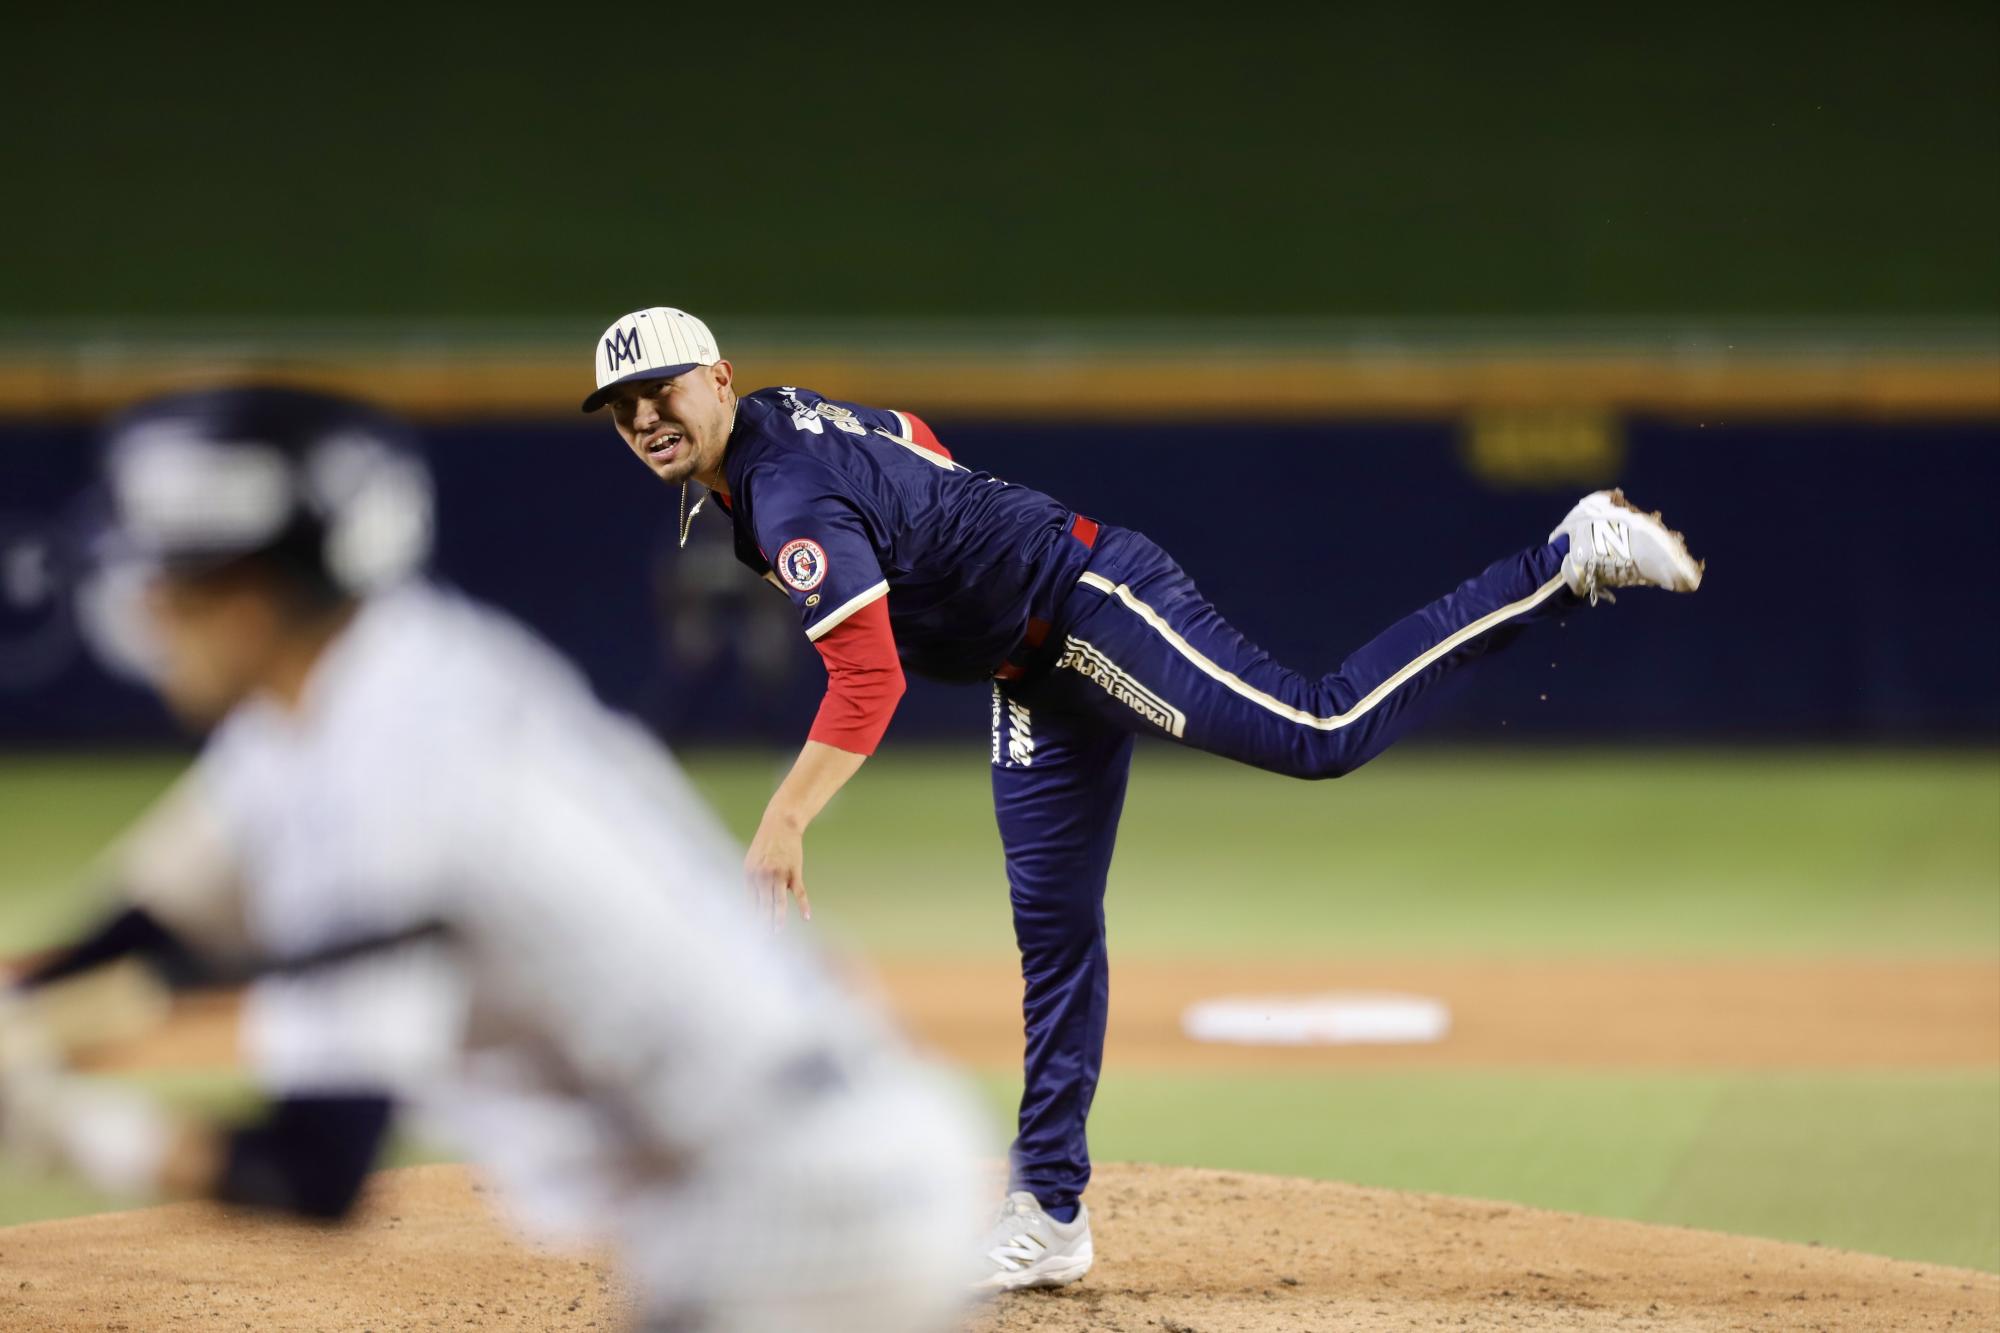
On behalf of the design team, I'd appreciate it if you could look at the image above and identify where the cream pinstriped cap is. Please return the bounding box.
[580,307,722,412]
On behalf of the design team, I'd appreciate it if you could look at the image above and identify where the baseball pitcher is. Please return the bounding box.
[581,306,1705,1292]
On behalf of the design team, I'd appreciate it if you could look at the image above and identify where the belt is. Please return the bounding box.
[994,514,1099,682]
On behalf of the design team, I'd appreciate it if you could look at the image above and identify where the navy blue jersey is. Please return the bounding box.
[714,387,1092,682]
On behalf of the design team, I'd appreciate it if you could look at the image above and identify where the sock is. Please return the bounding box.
[1042,1200,1079,1223]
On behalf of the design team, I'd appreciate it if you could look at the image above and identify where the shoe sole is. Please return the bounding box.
[972,1252,1094,1293]
[1596,488,1705,591]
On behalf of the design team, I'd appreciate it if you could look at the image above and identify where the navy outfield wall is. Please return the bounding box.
[2,414,1997,746]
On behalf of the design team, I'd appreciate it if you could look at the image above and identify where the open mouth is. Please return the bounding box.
[642,429,685,464]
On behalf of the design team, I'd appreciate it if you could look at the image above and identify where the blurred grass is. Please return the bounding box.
[792,744,2000,958]
[0,752,192,950]
[3,746,1997,957]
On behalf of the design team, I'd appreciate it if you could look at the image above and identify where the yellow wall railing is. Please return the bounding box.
[3,339,1994,422]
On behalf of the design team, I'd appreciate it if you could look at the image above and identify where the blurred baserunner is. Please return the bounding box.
[0,385,986,1333]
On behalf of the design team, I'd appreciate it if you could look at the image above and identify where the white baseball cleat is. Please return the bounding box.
[1550,489,1705,605]
[972,1191,1094,1292]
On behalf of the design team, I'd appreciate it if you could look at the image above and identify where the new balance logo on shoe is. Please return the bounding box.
[975,1192,1094,1292]
[1551,490,1703,605]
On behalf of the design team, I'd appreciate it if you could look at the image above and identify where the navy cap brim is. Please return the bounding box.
[580,362,703,413]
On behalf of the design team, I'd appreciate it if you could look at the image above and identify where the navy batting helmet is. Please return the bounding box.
[73,385,434,685]
[99,384,434,597]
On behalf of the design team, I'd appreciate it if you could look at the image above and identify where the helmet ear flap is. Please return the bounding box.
[304,433,435,595]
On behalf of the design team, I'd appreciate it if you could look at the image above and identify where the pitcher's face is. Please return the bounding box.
[607,362,736,485]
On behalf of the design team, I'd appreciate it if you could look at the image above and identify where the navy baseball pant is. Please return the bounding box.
[991,524,1576,1212]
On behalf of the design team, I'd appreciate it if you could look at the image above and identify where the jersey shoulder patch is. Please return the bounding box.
[774,537,829,592]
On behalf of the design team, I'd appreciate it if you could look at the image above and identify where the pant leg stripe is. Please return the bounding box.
[1074,569,1569,732]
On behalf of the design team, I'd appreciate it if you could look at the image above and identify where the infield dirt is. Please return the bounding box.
[75,956,2000,1075]
[3,1162,1995,1332]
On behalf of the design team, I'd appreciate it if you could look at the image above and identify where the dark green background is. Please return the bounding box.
[4,8,1996,320]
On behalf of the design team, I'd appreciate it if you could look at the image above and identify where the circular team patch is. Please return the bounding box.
[776,538,828,592]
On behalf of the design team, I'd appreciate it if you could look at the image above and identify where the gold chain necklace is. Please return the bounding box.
[675,401,734,549]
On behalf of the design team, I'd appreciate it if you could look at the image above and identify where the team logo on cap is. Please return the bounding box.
[605,326,645,371]
[776,538,828,592]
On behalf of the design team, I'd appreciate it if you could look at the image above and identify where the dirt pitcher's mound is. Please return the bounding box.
[969,1163,1999,1332]
[2,1164,1994,1332]
[0,1166,630,1332]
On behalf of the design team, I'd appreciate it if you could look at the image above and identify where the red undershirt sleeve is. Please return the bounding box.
[806,595,906,755]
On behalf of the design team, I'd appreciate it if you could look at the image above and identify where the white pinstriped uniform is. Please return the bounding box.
[195,583,985,1333]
